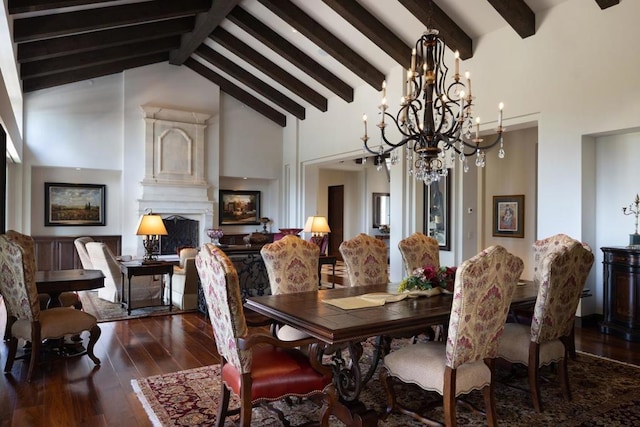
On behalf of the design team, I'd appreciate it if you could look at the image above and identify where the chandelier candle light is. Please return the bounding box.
[362,29,506,184]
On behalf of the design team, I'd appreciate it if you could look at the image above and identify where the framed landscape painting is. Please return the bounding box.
[45,182,106,226]
[220,190,261,225]
[493,194,524,238]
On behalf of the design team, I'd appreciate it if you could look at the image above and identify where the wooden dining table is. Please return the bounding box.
[246,281,539,427]
[35,269,105,309]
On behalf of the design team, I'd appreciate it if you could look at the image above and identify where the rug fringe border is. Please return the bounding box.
[576,350,640,368]
[131,379,164,427]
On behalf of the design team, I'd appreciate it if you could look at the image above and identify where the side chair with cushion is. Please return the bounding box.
[398,232,440,276]
[513,233,592,358]
[195,243,337,427]
[0,231,101,382]
[380,245,524,427]
[338,233,389,287]
[260,235,320,341]
[167,247,199,310]
[86,242,162,305]
[497,240,594,413]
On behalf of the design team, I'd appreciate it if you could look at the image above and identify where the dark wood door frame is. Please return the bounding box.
[327,185,344,259]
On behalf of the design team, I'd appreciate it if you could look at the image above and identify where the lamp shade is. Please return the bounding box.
[136,213,168,236]
[303,216,331,234]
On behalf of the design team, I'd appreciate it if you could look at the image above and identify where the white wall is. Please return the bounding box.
[294,0,640,315]
[21,62,283,256]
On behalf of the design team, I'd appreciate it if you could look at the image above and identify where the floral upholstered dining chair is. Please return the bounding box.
[260,235,320,340]
[380,245,524,426]
[7,230,81,310]
[0,231,101,382]
[398,232,440,276]
[338,233,389,286]
[261,235,320,295]
[498,240,594,412]
[195,243,337,426]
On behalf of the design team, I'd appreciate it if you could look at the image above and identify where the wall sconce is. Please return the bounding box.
[303,216,331,255]
[136,210,168,263]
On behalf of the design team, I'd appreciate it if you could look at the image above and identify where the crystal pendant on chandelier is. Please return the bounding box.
[361,28,506,184]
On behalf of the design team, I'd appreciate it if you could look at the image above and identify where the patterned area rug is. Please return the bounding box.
[79,290,192,322]
[131,338,640,426]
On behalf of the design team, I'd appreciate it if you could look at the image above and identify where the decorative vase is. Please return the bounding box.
[206,229,224,246]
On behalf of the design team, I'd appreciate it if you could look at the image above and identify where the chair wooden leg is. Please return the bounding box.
[86,324,101,365]
[319,383,338,427]
[528,342,542,412]
[215,380,231,427]
[239,373,253,427]
[483,359,498,427]
[558,356,571,401]
[27,326,41,382]
[4,336,17,372]
[378,368,396,420]
[443,366,457,427]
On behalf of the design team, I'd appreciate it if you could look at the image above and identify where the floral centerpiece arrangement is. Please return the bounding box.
[397,265,457,293]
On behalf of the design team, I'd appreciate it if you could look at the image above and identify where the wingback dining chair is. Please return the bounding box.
[195,243,337,427]
[498,239,594,413]
[380,245,524,426]
[398,232,440,276]
[6,230,82,310]
[513,233,592,358]
[339,233,389,286]
[260,235,320,341]
[0,231,101,382]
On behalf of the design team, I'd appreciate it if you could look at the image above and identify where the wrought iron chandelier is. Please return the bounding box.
[361,29,505,184]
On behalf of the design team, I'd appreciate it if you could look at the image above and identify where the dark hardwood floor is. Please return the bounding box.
[1,297,640,426]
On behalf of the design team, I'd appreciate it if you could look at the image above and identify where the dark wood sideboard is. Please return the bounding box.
[601,246,640,341]
[33,235,121,271]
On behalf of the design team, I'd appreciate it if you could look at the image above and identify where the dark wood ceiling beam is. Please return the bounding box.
[258,0,385,90]
[169,0,239,65]
[185,58,286,127]
[13,0,210,43]
[9,0,113,14]
[210,27,327,112]
[486,0,535,38]
[228,6,353,103]
[595,0,619,9]
[398,0,473,60]
[321,0,411,69]
[18,17,193,63]
[196,44,305,120]
[21,36,179,79]
[23,52,168,92]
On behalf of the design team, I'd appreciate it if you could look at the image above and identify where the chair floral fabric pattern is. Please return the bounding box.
[531,241,594,343]
[339,233,389,286]
[531,233,590,284]
[447,245,524,369]
[398,232,440,276]
[196,244,250,373]
[0,234,39,321]
[261,235,320,295]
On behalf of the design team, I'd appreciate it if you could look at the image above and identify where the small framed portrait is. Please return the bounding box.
[493,194,524,238]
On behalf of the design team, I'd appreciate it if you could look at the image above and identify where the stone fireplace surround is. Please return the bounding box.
[136,106,214,254]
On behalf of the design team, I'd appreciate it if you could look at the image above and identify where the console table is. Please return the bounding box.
[601,246,640,341]
[119,261,174,315]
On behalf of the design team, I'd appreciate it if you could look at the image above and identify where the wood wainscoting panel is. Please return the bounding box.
[33,235,121,271]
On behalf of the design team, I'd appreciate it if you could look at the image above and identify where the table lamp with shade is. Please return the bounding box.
[136,210,168,263]
[303,215,331,255]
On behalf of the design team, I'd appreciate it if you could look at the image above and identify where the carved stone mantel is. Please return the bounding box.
[138,105,214,247]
